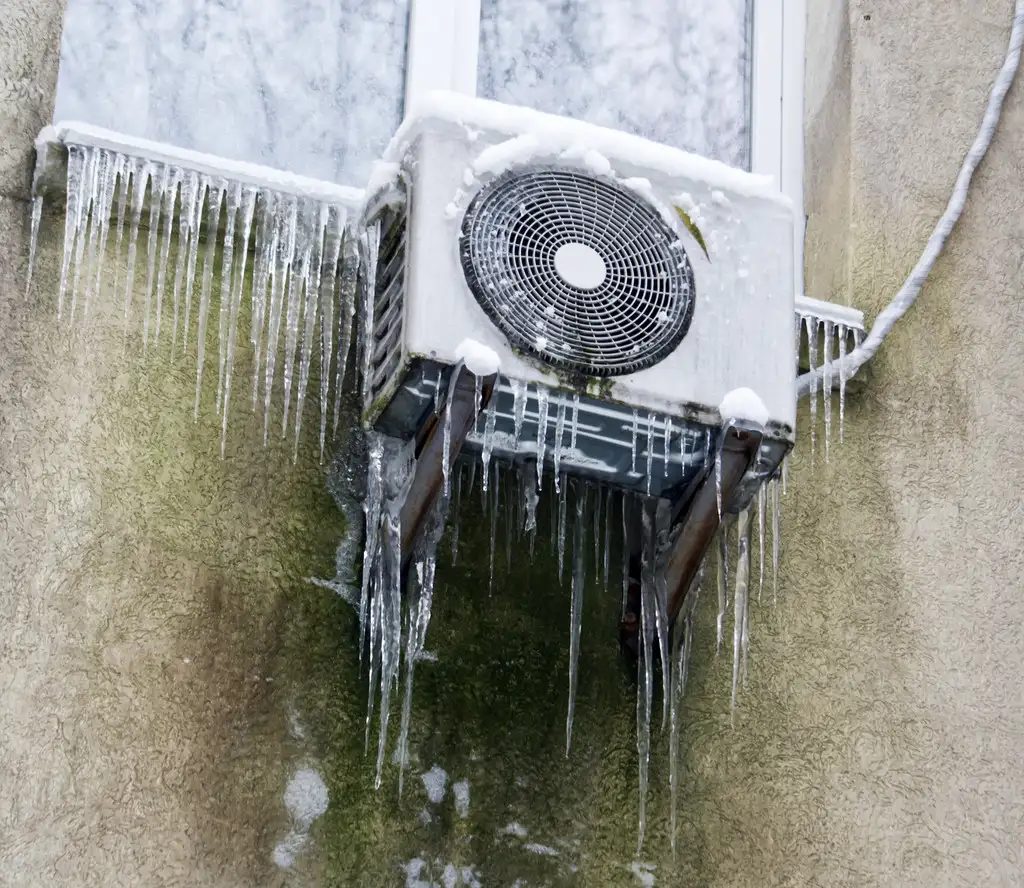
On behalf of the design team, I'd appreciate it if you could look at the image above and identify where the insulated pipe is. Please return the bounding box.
[399,368,496,573]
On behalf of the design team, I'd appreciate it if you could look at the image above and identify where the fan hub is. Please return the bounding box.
[554,242,607,290]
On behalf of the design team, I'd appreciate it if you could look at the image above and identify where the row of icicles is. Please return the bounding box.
[354,402,787,857]
[29,142,362,459]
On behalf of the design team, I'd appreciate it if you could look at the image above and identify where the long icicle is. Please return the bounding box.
[220,187,257,457]
[566,481,586,756]
[193,182,225,420]
[152,167,181,347]
[294,203,329,458]
[636,503,656,855]
[731,508,751,721]
[216,181,243,414]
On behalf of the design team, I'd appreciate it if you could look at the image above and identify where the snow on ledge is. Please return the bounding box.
[37,122,364,207]
[389,91,790,206]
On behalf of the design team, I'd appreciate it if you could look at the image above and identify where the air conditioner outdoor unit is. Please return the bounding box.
[359,91,796,511]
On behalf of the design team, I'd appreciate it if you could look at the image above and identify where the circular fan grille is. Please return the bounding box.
[460,167,696,377]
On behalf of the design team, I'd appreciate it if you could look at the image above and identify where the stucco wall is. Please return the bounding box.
[2,1,1023,886]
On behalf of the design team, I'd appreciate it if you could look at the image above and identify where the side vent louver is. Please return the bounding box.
[366,201,408,411]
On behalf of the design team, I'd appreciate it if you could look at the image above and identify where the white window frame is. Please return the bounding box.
[404,0,805,295]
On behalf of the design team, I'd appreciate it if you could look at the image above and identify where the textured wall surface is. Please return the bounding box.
[2,0,1024,886]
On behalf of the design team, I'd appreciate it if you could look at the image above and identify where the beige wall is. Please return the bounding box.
[2,1,1023,886]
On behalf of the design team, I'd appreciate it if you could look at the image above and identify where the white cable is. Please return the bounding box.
[797,0,1024,399]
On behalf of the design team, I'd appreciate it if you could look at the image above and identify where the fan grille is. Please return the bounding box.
[460,167,696,377]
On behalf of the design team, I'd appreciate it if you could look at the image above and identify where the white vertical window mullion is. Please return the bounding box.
[750,0,784,185]
[781,0,806,297]
[404,0,482,117]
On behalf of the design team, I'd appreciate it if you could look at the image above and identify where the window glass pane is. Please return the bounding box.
[53,0,410,185]
[477,0,751,169]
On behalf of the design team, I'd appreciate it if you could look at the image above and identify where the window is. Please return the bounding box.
[53,0,412,185]
[405,0,805,293]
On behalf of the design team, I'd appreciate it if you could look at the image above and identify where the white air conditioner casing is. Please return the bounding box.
[360,92,796,500]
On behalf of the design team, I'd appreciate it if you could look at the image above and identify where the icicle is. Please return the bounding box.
[152,167,181,346]
[85,150,116,319]
[111,153,131,313]
[566,482,586,756]
[731,509,751,721]
[397,490,450,795]
[263,197,298,442]
[220,188,257,457]
[715,454,722,520]
[451,463,464,563]
[822,320,834,461]
[522,463,538,533]
[772,477,781,605]
[332,225,358,439]
[644,414,656,496]
[621,493,630,616]
[319,211,345,454]
[356,222,379,401]
[504,466,515,570]
[432,369,444,414]
[636,506,656,855]
[757,484,766,603]
[592,483,602,570]
[25,195,43,299]
[602,487,612,592]
[481,392,498,492]
[535,386,550,490]
[630,409,639,473]
[193,183,225,420]
[294,203,329,457]
[569,394,580,452]
[806,316,819,457]
[669,611,693,859]
[281,204,312,437]
[838,323,849,443]
[57,146,85,320]
[511,378,527,445]
[250,191,275,395]
[70,147,98,324]
[716,523,727,652]
[122,160,151,337]
[359,436,385,676]
[473,375,483,426]
[651,503,671,731]
[441,372,457,499]
[141,164,169,350]
[364,548,383,753]
[782,453,789,495]
[488,464,500,594]
[552,395,567,493]
[181,174,208,352]
[374,505,404,789]
[216,181,243,413]
[663,417,673,478]
[171,172,199,357]
[557,478,568,583]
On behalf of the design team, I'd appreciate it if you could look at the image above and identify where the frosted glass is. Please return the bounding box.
[53,0,411,186]
[478,0,751,169]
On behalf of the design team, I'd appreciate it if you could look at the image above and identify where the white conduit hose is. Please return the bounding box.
[797,0,1024,399]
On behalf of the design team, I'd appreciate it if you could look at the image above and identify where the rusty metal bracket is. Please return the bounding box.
[399,366,497,574]
[619,422,764,658]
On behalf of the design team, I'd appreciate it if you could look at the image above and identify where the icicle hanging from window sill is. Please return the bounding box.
[27,122,364,461]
